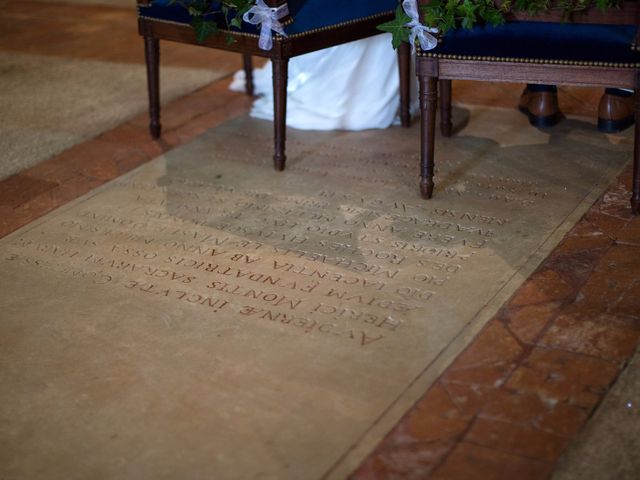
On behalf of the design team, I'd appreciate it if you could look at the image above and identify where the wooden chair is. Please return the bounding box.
[137,0,412,171]
[416,2,640,214]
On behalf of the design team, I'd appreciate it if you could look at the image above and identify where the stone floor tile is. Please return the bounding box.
[591,181,635,220]
[429,442,553,480]
[479,390,588,437]
[550,346,640,480]
[440,381,496,417]
[442,322,524,387]
[539,313,640,362]
[616,216,640,246]
[97,123,167,160]
[575,270,640,319]
[401,383,472,443]
[509,269,575,307]
[350,441,453,480]
[0,174,58,208]
[551,224,613,257]
[464,417,570,462]
[506,347,619,409]
[504,301,563,345]
[24,139,122,183]
[593,244,640,280]
[0,206,40,238]
[149,83,252,133]
[543,249,611,293]
[582,210,630,239]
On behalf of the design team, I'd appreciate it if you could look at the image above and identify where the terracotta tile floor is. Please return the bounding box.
[2,2,639,479]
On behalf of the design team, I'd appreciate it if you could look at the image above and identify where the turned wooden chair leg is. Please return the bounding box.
[398,41,411,128]
[144,36,161,139]
[420,76,438,199]
[243,54,254,97]
[632,89,640,214]
[439,79,452,137]
[272,57,289,171]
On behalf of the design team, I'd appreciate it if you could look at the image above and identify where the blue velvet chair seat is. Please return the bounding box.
[425,21,640,67]
[138,0,397,37]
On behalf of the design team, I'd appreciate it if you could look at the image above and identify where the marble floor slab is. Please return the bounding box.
[552,345,640,480]
[0,107,632,479]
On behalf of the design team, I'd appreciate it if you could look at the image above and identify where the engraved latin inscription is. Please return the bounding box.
[4,171,528,349]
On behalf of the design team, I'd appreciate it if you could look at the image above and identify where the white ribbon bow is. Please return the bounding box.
[243,0,288,51]
[402,0,438,53]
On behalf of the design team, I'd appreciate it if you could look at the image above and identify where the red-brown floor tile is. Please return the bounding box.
[0,174,58,208]
[429,442,553,480]
[479,389,588,437]
[353,440,454,480]
[401,383,472,443]
[593,243,640,280]
[505,347,619,409]
[442,322,524,387]
[503,301,563,345]
[575,269,640,319]
[616,216,640,245]
[440,381,497,417]
[591,179,635,220]
[539,313,640,361]
[464,417,569,462]
[508,269,576,307]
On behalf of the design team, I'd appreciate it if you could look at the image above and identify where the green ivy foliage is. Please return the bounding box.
[169,0,255,43]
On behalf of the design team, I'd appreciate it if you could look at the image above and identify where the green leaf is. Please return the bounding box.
[230,16,243,29]
[377,5,412,49]
[191,17,218,43]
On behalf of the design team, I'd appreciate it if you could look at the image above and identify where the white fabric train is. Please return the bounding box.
[229,34,418,131]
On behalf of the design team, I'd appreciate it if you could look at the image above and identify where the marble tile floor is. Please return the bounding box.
[1,1,639,479]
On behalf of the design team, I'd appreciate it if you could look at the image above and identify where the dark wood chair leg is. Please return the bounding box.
[439,79,452,137]
[420,76,438,199]
[243,54,254,97]
[632,89,640,215]
[272,57,289,171]
[398,41,411,128]
[144,36,161,139]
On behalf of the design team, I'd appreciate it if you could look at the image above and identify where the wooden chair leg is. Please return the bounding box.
[398,41,411,128]
[439,79,452,137]
[144,36,161,139]
[420,76,438,199]
[632,89,640,214]
[272,57,289,171]
[243,54,254,97]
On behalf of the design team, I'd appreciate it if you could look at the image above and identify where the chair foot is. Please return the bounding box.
[274,154,286,171]
[150,122,161,139]
[420,178,434,199]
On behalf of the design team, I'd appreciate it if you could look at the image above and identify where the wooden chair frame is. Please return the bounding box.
[137,0,412,171]
[416,4,640,214]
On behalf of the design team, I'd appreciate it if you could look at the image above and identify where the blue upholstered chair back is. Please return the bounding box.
[425,6,640,68]
[139,0,399,36]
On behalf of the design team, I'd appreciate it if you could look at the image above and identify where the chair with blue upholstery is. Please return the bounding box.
[137,0,410,171]
[415,2,640,214]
